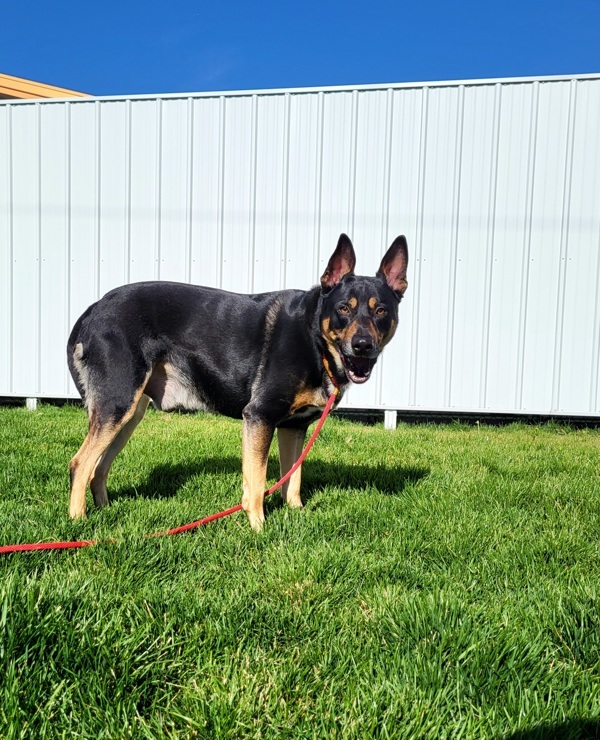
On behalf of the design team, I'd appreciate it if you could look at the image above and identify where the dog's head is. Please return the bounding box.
[320,234,408,385]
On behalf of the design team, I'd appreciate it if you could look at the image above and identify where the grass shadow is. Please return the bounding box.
[109,457,241,502]
[301,460,428,497]
[264,460,429,515]
[108,456,430,507]
[505,719,600,739]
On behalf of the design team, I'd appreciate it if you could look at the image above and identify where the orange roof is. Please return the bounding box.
[0,72,88,99]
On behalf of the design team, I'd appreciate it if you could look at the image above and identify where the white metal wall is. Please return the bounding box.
[1,75,600,415]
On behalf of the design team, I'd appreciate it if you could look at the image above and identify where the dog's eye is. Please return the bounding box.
[375,307,387,317]
[338,304,350,315]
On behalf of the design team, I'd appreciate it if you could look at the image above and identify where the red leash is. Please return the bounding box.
[0,385,339,555]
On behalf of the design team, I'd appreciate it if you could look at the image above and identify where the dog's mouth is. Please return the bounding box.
[341,353,377,384]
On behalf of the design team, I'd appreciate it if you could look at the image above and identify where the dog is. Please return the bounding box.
[67,234,408,531]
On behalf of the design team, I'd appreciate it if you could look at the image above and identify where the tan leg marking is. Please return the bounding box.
[90,394,151,509]
[277,427,306,508]
[69,385,149,519]
[241,417,274,532]
[69,423,121,519]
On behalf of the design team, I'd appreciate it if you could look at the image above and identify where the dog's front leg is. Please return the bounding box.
[277,427,306,508]
[241,407,274,532]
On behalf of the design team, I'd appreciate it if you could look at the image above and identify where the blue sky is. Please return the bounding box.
[3,0,599,96]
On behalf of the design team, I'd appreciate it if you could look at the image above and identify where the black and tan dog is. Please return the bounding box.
[67,234,408,531]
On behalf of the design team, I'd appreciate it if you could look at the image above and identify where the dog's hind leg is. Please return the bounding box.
[90,394,151,509]
[277,427,306,509]
[69,421,123,519]
[69,388,149,519]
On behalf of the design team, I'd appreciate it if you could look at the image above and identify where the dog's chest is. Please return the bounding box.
[284,381,343,423]
[289,386,327,415]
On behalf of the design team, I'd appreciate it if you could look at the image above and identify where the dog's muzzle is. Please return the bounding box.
[340,330,379,384]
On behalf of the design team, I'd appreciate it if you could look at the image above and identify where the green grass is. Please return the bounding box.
[1,405,600,738]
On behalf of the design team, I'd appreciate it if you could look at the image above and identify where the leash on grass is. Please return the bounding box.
[0,380,340,555]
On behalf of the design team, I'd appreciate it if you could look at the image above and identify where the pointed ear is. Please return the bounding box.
[377,235,408,299]
[320,234,356,290]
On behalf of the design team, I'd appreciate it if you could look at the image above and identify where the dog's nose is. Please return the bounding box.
[351,332,375,354]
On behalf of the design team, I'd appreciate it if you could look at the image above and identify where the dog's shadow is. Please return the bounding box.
[295,459,428,501]
[110,457,240,503]
[109,456,429,508]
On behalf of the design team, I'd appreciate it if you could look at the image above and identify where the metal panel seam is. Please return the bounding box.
[8,105,14,393]
[591,216,600,411]
[95,100,101,298]
[551,79,578,411]
[446,85,465,408]
[36,102,42,394]
[313,92,325,275]
[381,88,394,245]
[125,99,132,284]
[249,95,258,292]
[377,87,395,406]
[348,89,359,237]
[408,86,428,407]
[217,96,226,288]
[516,81,540,410]
[186,97,194,284]
[480,83,502,409]
[280,93,291,288]
[65,102,72,394]
[155,99,163,279]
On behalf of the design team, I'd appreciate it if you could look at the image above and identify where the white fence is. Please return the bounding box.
[1,74,600,416]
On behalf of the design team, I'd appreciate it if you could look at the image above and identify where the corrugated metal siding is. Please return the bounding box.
[1,75,599,414]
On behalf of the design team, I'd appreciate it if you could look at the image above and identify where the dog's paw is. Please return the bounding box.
[69,505,87,520]
[247,512,265,533]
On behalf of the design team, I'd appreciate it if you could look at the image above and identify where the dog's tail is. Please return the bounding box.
[66,304,95,406]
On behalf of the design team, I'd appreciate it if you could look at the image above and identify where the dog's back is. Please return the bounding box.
[68,280,319,420]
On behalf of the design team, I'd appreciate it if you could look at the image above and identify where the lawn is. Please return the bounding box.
[0,404,599,738]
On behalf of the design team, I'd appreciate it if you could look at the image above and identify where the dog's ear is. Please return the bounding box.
[377,236,408,300]
[321,234,356,291]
